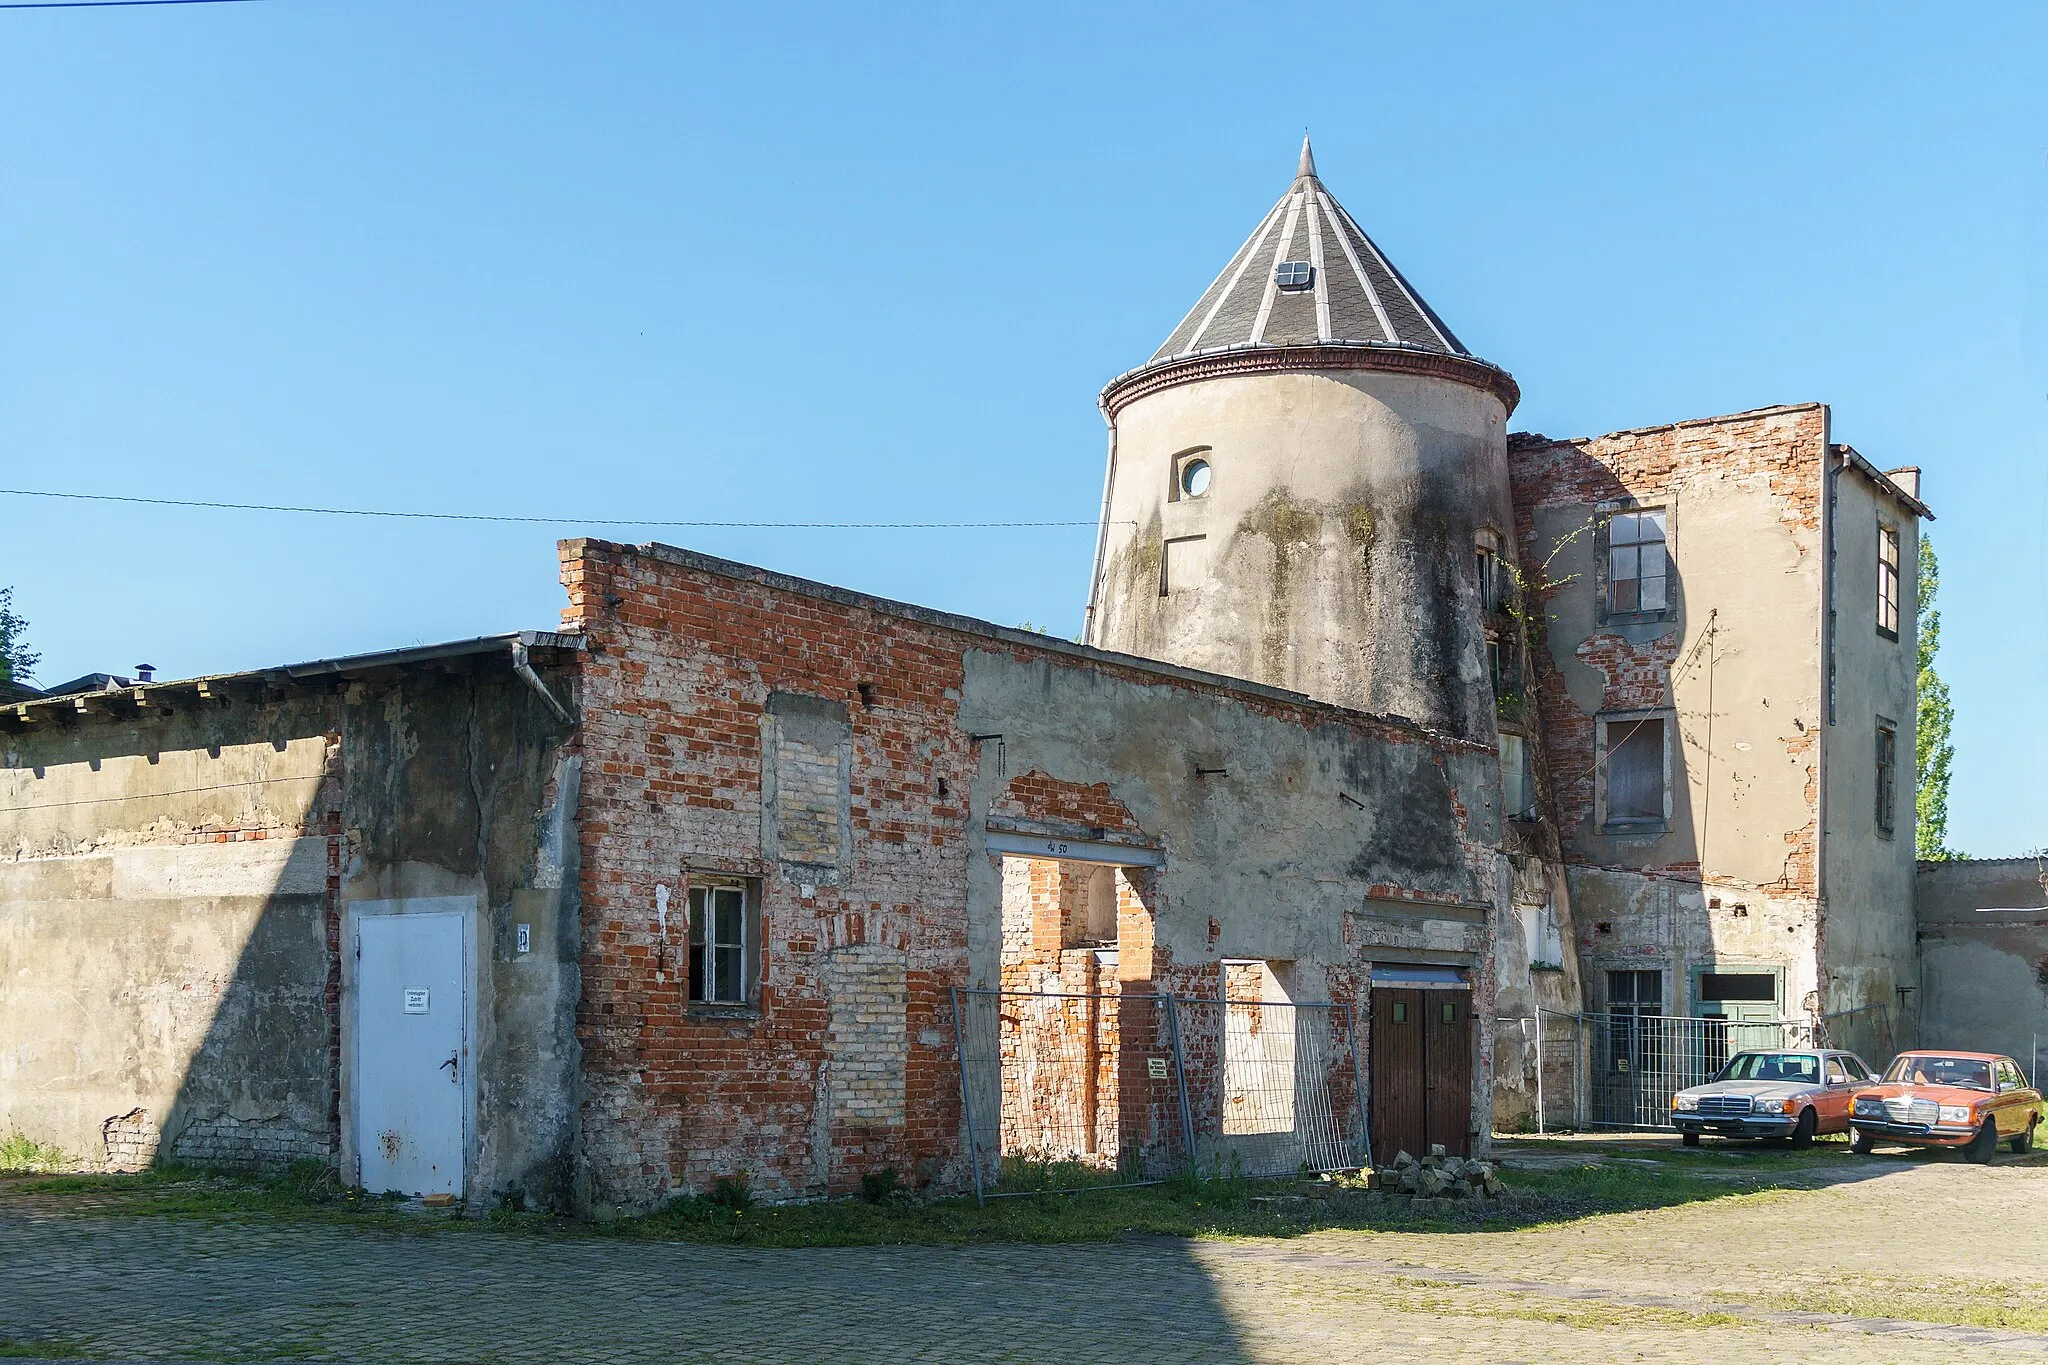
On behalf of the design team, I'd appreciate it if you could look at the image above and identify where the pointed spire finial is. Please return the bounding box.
[1297,132,1316,180]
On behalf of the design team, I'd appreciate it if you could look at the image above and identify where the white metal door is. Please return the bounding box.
[356,913,465,1196]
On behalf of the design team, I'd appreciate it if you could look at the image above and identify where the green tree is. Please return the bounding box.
[0,586,37,688]
[1914,536,1960,860]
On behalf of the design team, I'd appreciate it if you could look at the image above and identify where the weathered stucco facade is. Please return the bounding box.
[2,138,1995,1209]
[1507,404,1927,1073]
[1916,858,2048,1072]
[0,640,583,1203]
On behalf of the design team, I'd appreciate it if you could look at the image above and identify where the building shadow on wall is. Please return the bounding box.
[0,657,572,1192]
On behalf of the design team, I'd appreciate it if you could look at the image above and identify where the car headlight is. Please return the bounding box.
[1674,1094,1698,1111]
[1752,1099,1790,1114]
[1939,1105,1972,1124]
[1854,1098,1882,1116]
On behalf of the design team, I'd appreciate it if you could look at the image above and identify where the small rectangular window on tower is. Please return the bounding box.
[1877,523,1900,639]
[1874,719,1898,837]
[1162,536,1208,595]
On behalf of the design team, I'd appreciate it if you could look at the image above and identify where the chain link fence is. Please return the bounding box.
[951,988,1369,1202]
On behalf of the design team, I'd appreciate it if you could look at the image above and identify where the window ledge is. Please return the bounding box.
[1601,820,1669,837]
[685,1005,762,1024]
[1877,626,1899,643]
[1600,610,1675,628]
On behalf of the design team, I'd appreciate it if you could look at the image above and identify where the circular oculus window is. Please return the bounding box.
[1180,458,1212,498]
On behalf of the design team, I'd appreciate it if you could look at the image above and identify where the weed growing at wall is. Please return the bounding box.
[0,1131,73,1174]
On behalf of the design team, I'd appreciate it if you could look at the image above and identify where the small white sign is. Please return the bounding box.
[402,988,431,1014]
[516,923,532,955]
[1147,1057,1170,1081]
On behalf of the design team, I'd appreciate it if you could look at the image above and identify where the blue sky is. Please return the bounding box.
[2,1,2043,856]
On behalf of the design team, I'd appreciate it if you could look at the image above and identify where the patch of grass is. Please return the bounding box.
[1750,1275,2048,1332]
[0,1339,91,1359]
[0,1131,76,1175]
[5,1151,1825,1249]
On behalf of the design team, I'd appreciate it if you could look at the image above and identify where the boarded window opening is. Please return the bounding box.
[1875,719,1898,836]
[1162,536,1208,595]
[1603,716,1667,828]
[1697,972,1776,1003]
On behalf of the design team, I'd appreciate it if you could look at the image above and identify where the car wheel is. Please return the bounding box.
[2010,1118,2036,1156]
[1851,1126,1876,1155]
[1681,1131,1700,1148]
[1964,1118,1999,1164]
[1789,1108,1817,1149]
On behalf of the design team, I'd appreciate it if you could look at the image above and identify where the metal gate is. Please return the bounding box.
[1511,1006,1903,1132]
[951,988,1369,1202]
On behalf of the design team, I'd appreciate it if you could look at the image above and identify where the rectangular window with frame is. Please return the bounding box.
[688,878,755,1005]
[1499,731,1535,822]
[1601,715,1668,830]
[1607,509,1669,616]
[1476,544,1505,613]
[1876,523,1900,639]
[1874,719,1898,837]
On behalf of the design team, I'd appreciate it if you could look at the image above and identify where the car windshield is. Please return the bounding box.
[1716,1053,1819,1083]
[1883,1055,1993,1090]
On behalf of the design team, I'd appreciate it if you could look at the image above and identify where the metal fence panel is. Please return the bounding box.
[1172,997,1369,1177]
[952,988,1188,1200]
[952,989,1369,1199]
[1581,1013,1810,1129]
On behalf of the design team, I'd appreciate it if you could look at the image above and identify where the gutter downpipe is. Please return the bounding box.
[1080,403,1119,649]
[1815,413,1836,1015]
[512,637,574,725]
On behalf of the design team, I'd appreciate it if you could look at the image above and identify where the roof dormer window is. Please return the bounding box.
[1275,261,1313,292]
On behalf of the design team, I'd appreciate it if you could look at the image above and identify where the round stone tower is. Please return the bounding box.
[1084,138,1520,742]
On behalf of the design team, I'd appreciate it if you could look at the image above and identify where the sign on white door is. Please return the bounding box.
[357,912,465,1196]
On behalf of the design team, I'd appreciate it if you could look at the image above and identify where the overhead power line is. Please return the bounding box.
[1,487,1111,531]
[0,0,260,9]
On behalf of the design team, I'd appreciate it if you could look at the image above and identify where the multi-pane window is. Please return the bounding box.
[688,880,751,1004]
[1603,716,1667,828]
[1607,509,1669,615]
[1877,524,1901,638]
[1875,720,1898,836]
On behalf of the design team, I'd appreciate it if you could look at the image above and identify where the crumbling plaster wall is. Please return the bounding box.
[1509,405,1830,1015]
[1090,368,1512,743]
[560,538,1505,1207]
[0,667,579,1205]
[1822,466,1922,1022]
[1916,858,2048,1071]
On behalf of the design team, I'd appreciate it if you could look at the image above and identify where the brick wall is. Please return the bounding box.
[560,538,1504,1203]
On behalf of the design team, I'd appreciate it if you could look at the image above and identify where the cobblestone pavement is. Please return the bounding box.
[4,1155,2045,1363]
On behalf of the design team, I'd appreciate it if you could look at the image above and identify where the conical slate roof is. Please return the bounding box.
[1150,137,1472,362]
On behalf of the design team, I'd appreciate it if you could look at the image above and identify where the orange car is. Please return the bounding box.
[1849,1050,2043,1162]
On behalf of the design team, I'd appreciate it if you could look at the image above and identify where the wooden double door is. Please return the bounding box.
[1369,988,1473,1162]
